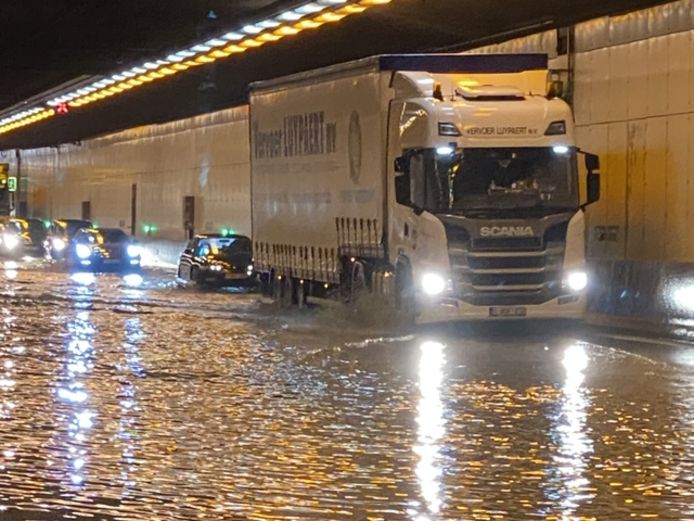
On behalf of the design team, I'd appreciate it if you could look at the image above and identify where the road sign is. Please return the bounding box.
[8,176,17,192]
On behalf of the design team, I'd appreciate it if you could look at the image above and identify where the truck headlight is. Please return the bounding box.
[75,244,91,259]
[421,272,446,296]
[127,245,141,258]
[565,270,588,292]
[210,264,223,272]
[52,238,66,251]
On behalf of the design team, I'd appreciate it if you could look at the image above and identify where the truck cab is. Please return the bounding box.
[387,55,600,321]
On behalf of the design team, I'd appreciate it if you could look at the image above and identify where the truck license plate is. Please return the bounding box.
[489,306,527,318]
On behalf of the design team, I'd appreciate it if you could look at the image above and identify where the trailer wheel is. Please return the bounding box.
[349,260,369,304]
[270,271,281,301]
[259,273,272,297]
[296,278,307,308]
[271,273,293,307]
[280,275,295,307]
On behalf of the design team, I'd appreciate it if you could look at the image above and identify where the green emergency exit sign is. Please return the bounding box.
[7,177,17,192]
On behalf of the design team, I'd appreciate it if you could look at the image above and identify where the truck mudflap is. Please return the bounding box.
[416,293,587,324]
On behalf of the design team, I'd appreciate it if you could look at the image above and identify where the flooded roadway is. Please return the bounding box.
[0,260,692,520]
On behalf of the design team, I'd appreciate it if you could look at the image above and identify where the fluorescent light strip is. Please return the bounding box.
[0,0,392,136]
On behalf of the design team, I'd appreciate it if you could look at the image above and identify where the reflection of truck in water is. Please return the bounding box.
[250,53,601,321]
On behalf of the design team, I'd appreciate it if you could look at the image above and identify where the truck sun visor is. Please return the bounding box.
[544,120,566,135]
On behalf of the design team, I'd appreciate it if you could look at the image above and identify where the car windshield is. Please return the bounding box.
[409,147,579,215]
[61,220,93,237]
[100,229,128,243]
[27,220,46,237]
[197,237,251,259]
[7,221,24,234]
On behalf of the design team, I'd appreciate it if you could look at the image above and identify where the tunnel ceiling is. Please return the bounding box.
[0,0,668,149]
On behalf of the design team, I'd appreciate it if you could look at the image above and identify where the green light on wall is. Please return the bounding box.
[220,227,236,237]
[143,224,158,235]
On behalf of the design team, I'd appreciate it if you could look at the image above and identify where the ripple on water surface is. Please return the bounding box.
[0,268,692,520]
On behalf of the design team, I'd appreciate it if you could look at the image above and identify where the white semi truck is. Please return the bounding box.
[250,54,600,322]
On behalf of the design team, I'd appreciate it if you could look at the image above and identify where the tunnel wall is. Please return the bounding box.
[469,0,694,330]
[470,0,694,262]
[11,106,250,244]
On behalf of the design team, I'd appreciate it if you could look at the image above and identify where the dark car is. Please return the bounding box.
[68,227,141,272]
[178,234,254,287]
[1,218,49,257]
[44,219,93,259]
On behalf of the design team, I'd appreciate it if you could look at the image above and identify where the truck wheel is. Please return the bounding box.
[395,264,416,317]
[191,267,200,285]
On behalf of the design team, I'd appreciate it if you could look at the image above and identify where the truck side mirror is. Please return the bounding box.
[395,171,411,205]
[584,152,599,172]
[547,80,564,99]
[587,173,600,205]
[394,156,406,173]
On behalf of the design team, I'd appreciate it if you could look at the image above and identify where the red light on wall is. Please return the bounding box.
[56,103,69,114]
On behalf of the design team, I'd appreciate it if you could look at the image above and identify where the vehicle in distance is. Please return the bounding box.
[45,219,94,260]
[0,218,48,257]
[178,234,254,287]
[68,228,141,272]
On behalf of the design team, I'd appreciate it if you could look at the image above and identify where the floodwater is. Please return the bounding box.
[0,260,692,520]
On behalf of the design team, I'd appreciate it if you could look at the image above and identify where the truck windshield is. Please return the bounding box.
[413,147,579,214]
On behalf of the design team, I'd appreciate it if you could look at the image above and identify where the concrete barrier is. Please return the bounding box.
[588,259,694,339]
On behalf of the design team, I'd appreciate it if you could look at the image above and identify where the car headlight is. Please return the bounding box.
[421,272,446,296]
[52,238,66,251]
[246,264,254,274]
[210,264,223,272]
[75,244,92,259]
[3,234,19,250]
[127,245,141,258]
[565,270,588,292]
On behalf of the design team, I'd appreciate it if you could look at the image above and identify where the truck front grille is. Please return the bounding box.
[449,238,566,305]
[472,237,543,251]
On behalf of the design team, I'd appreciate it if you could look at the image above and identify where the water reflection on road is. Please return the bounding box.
[411,341,446,520]
[0,265,692,520]
[545,343,594,519]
